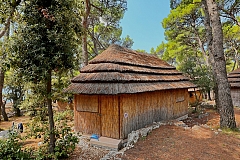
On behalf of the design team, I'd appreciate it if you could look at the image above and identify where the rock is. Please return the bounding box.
[126,130,140,146]
[38,142,43,146]
[139,127,152,137]
[176,114,188,121]
[101,151,124,160]
[217,129,222,132]
[152,124,160,130]
[184,126,191,130]
[174,121,187,127]
[0,130,9,139]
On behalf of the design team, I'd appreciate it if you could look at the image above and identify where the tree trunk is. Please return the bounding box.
[47,69,55,153]
[2,101,8,121]
[82,0,91,67]
[0,68,3,121]
[202,0,220,109]
[14,106,21,117]
[0,68,8,121]
[205,0,236,129]
[207,90,211,101]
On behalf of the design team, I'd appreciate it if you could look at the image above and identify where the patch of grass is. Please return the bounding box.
[221,127,240,137]
[140,136,147,141]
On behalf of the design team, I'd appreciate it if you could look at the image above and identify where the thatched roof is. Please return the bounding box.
[65,44,195,94]
[228,68,240,88]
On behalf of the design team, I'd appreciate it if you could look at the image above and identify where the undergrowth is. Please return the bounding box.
[0,109,79,160]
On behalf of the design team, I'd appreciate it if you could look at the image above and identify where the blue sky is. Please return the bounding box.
[120,0,170,52]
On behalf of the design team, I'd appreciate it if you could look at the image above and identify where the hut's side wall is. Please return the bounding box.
[120,89,189,139]
[74,94,101,135]
[231,88,240,107]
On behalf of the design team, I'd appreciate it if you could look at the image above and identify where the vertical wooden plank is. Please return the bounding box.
[100,95,119,139]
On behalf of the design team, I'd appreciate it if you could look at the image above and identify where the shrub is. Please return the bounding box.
[24,109,78,159]
[0,130,32,160]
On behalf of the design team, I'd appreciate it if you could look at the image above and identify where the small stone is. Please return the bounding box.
[217,129,222,132]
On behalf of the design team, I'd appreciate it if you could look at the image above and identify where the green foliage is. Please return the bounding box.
[0,130,32,160]
[160,0,217,96]
[10,0,79,82]
[52,70,77,102]
[178,56,214,95]
[222,22,240,71]
[83,0,130,59]
[4,69,25,112]
[54,125,78,158]
[24,109,78,159]
[121,35,134,48]
[136,49,147,53]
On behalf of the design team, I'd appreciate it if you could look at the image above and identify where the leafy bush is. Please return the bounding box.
[55,126,79,158]
[24,109,78,159]
[54,110,78,158]
[0,130,32,160]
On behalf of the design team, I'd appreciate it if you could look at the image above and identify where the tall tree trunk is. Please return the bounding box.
[2,100,8,121]
[0,69,8,121]
[82,0,91,67]
[207,90,211,101]
[47,69,55,153]
[0,68,3,121]
[202,0,219,109]
[205,0,236,128]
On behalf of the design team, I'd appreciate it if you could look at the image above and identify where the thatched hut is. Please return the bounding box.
[65,44,195,139]
[228,68,240,107]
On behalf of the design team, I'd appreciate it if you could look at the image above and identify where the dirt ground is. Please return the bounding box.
[122,107,240,160]
[2,104,240,160]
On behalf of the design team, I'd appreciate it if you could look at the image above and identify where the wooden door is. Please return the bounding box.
[100,95,120,139]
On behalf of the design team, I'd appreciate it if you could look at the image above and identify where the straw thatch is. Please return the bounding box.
[228,68,240,88]
[65,44,195,94]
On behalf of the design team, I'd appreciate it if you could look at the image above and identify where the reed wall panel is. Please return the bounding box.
[74,95,101,135]
[100,95,120,139]
[120,89,188,138]
[75,94,98,112]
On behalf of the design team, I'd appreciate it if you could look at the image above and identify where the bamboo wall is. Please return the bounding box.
[74,94,120,139]
[231,88,240,107]
[120,89,189,139]
[74,94,101,135]
[74,89,189,139]
[99,95,119,138]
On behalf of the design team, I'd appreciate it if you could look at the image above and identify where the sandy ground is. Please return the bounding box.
[122,107,240,160]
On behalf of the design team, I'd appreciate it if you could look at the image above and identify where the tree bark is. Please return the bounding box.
[82,0,91,67]
[205,0,236,129]
[14,105,21,117]
[0,68,3,121]
[202,0,219,108]
[47,69,55,153]
[2,100,8,121]
[0,69,8,121]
